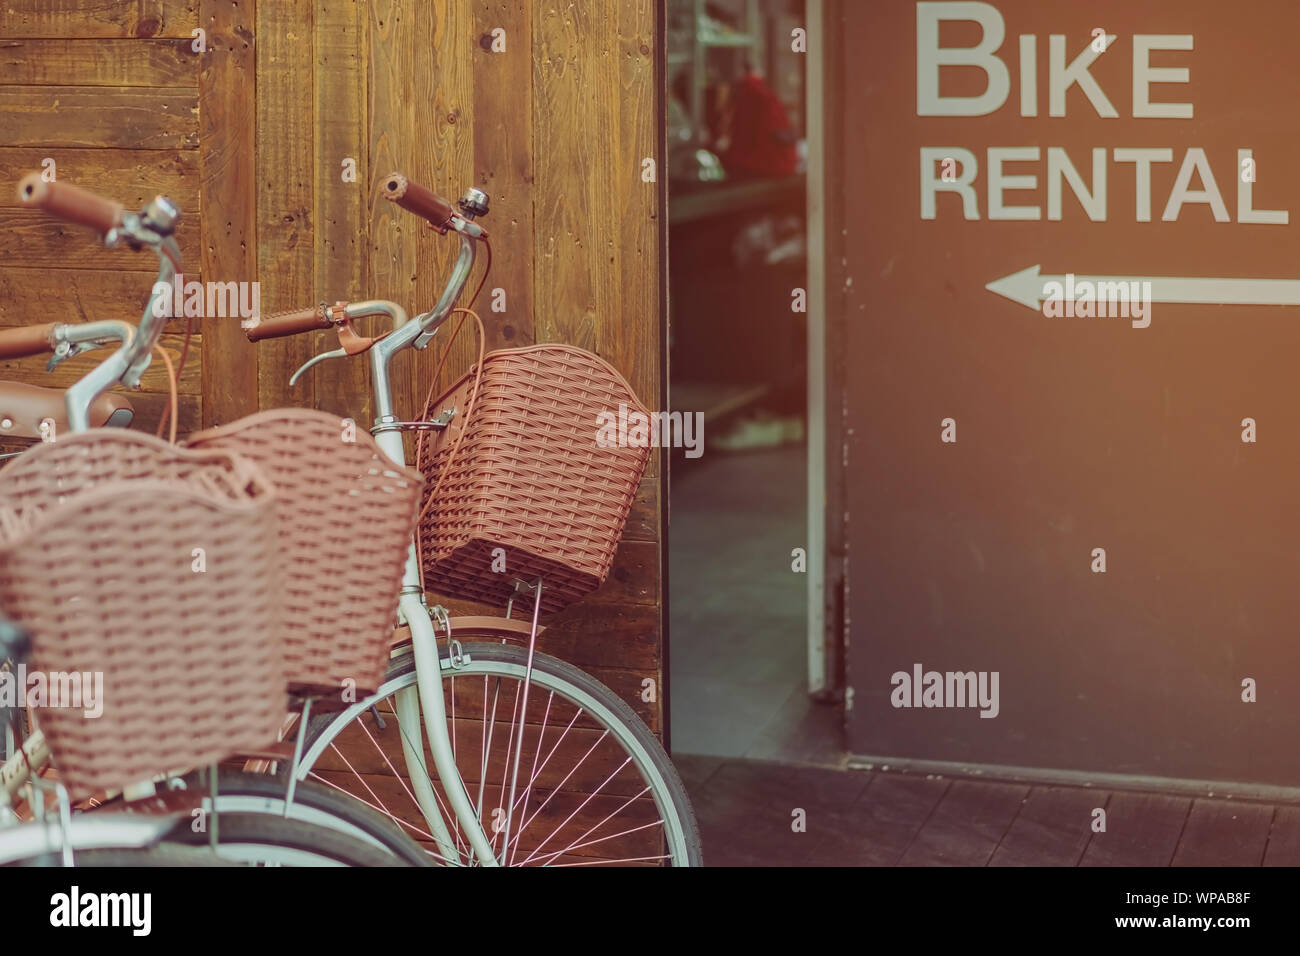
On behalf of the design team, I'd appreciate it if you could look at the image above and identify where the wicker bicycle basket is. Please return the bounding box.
[184,409,424,695]
[0,431,285,799]
[416,344,652,617]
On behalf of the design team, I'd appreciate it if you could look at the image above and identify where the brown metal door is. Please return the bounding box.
[838,0,1300,787]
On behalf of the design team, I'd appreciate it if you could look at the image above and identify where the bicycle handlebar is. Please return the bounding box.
[381,173,456,232]
[244,304,333,342]
[0,323,59,360]
[17,173,124,236]
[253,177,487,392]
[11,171,184,431]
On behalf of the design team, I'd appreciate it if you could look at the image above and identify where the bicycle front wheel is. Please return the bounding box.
[298,643,703,866]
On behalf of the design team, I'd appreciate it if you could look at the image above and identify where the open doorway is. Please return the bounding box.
[666,0,838,764]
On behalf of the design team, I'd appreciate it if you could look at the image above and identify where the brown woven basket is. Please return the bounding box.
[0,428,269,510]
[416,344,651,616]
[0,435,284,799]
[185,409,424,695]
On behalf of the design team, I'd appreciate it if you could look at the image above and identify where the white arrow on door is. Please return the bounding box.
[986,265,1300,309]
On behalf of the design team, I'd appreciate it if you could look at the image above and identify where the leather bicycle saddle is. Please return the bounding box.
[0,380,133,439]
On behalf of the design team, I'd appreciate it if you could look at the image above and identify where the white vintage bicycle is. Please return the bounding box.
[238,174,702,867]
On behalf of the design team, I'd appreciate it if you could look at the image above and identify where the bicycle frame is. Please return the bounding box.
[334,232,503,865]
[65,241,178,431]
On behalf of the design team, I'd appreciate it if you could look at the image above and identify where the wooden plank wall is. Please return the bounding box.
[0,1,666,739]
[0,0,203,445]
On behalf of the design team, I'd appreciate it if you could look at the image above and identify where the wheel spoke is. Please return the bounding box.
[307,753,460,865]
[306,768,430,845]
[492,673,524,860]
[518,754,632,865]
[314,715,464,865]
[508,690,555,867]
[298,648,693,866]
[476,675,498,827]
[526,787,662,866]
[502,708,585,832]
[449,675,462,857]
[508,729,609,856]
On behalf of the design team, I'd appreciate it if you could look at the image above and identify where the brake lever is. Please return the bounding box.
[289,347,346,387]
[44,340,102,373]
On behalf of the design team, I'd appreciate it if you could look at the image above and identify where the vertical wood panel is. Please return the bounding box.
[610,0,659,406]
[198,0,257,426]
[405,2,477,409]
[363,0,416,318]
[532,2,616,354]
[312,0,370,421]
[364,0,477,437]
[471,0,535,354]
[531,1,663,737]
[366,0,436,426]
[612,1,664,738]
[255,0,315,411]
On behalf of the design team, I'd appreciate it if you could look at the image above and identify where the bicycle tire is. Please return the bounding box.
[162,812,410,866]
[12,844,242,867]
[167,767,432,866]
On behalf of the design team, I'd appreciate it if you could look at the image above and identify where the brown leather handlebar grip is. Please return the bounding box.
[17,173,124,236]
[381,173,455,230]
[0,322,58,360]
[244,304,333,342]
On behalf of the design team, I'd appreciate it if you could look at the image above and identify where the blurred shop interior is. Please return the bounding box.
[667,0,837,763]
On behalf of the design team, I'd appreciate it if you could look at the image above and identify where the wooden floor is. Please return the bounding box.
[675,754,1300,867]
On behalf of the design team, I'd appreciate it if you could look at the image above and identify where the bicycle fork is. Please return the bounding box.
[367,309,497,866]
[392,552,498,866]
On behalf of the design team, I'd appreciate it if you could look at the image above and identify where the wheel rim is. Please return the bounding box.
[298,653,692,866]
[209,794,388,852]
